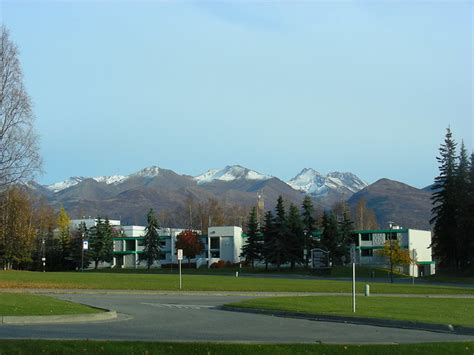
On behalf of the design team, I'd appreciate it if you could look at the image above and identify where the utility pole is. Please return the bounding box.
[388,222,394,284]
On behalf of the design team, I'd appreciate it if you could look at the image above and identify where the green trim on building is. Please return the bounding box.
[417,261,435,265]
[352,229,408,234]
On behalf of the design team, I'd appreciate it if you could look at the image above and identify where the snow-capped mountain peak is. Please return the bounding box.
[131,166,161,178]
[288,169,367,196]
[46,176,86,193]
[92,175,127,185]
[194,165,271,184]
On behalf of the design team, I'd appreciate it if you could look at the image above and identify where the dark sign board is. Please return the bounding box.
[311,248,330,269]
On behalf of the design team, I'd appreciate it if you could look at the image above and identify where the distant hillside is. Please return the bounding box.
[348,178,433,230]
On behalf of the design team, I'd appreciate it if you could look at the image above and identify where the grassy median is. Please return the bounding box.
[0,292,101,316]
[226,295,474,326]
[0,340,473,354]
[0,270,473,295]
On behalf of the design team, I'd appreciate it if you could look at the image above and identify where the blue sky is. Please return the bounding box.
[1,1,472,188]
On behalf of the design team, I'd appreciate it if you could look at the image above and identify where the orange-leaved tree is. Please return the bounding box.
[175,230,204,266]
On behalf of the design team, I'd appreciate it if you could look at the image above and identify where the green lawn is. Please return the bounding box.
[0,270,473,295]
[226,296,474,326]
[0,340,472,355]
[0,271,474,294]
[0,293,101,316]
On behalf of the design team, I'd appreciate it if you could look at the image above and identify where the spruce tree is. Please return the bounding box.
[468,153,474,268]
[140,209,161,269]
[262,210,275,270]
[287,204,304,269]
[89,217,114,269]
[241,207,261,268]
[301,196,317,267]
[431,127,459,269]
[273,196,289,270]
[321,211,340,264]
[338,204,354,265]
[454,142,471,267]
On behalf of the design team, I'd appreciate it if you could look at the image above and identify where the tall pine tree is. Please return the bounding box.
[89,217,113,269]
[321,211,340,264]
[338,204,354,264]
[287,204,304,269]
[140,209,161,269]
[431,128,459,269]
[301,196,317,267]
[261,210,275,270]
[241,207,261,268]
[454,142,471,268]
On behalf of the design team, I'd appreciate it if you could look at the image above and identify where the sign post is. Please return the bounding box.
[82,239,88,272]
[350,243,356,313]
[177,249,183,290]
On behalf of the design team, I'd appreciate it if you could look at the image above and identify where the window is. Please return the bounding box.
[160,240,166,247]
[361,249,373,257]
[210,237,220,249]
[211,251,220,258]
[361,233,372,241]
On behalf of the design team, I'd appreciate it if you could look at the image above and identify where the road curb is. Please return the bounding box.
[221,306,474,336]
[1,309,117,325]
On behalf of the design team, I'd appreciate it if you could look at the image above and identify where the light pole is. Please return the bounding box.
[388,222,394,284]
[81,232,84,272]
[303,229,308,269]
[41,238,46,272]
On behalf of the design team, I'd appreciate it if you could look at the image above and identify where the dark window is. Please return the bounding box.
[125,240,135,251]
[361,233,372,241]
[211,251,220,258]
[210,237,220,249]
[160,240,166,247]
[361,249,373,257]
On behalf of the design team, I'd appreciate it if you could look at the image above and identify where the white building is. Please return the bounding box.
[351,228,435,277]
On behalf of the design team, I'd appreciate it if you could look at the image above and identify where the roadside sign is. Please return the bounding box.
[83,240,89,250]
[350,243,357,263]
[311,248,330,269]
[177,249,183,261]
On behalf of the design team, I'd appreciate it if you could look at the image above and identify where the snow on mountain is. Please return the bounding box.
[288,168,367,195]
[92,175,127,185]
[130,166,161,178]
[47,177,86,193]
[194,165,271,185]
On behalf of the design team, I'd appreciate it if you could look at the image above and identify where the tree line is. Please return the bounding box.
[431,127,474,271]
[241,195,378,270]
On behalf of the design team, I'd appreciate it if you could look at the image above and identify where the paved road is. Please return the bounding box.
[1,293,473,344]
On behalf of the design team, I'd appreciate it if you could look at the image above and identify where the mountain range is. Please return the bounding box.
[28,165,433,229]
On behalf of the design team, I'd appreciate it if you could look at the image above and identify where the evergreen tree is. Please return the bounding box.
[272,196,289,270]
[261,210,275,270]
[454,142,471,268]
[287,204,304,269]
[320,211,340,264]
[468,153,474,267]
[431,128,459,268]
[241,207,261,268]
[301,196,317,267]
[70,222,91,270]
[338,204,354,265]
[56,207,72,270]
[89,217,113,269]
[140,209,161,269]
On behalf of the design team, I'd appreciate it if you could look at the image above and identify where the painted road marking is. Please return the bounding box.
[141,303,214,310]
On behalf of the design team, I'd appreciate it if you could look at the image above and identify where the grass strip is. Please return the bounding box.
[0,293,101,316]
[0,270,473,295]
[227,296,474,326]
[0,340,473,354]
